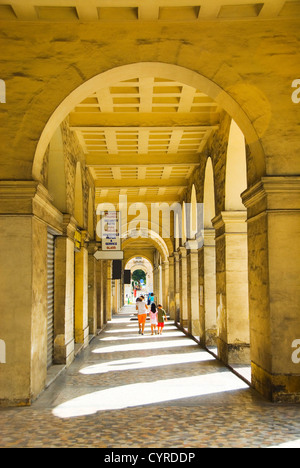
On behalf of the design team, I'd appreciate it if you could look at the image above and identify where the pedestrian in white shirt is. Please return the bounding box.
[136,295,148,335]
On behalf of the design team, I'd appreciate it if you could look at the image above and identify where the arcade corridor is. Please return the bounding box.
[0,307,299,448]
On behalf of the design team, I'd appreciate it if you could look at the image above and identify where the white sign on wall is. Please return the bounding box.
[101,211,121,251]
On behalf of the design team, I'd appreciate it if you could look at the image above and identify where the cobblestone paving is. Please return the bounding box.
[0,307,300,448]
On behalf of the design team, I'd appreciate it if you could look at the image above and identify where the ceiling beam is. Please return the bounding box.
[69,113,220,128]
[85,153,201,166]
[94,179,187,188]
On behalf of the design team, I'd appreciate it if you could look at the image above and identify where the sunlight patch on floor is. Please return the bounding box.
[52,372,249,419]
[99,330,184,342]
[92,338,198,354]
[80,351,213,375]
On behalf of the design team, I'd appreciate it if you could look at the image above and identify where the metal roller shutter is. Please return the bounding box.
[47,232,55,368]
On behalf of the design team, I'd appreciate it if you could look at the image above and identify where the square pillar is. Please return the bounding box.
[212,211,250,365]
[74,242,89,347]
[187,246,200,337]
[174,251,181,323]
[162,260,169,310]
[0,182,63,405]
[96,259,104,329]
[105,261,112,322]
[243,177,300,402]
[88,242,98,335]
[203,229,217,347]
[168,256,176,320]
[53,217,75,366]
[179,247,188,329]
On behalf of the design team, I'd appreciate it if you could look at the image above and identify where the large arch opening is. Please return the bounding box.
[31,61,264,399]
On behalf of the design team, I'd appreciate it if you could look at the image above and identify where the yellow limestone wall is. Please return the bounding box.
[0,15,300,404]
[0,20,299,183]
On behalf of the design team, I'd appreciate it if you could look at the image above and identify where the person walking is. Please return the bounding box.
[136,295,148,335]
[149,303,158,335]
[157,304,167,335]
[149,293,155,305]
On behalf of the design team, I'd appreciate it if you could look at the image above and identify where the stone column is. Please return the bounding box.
[0,182,63,405]
[53,215,76,366]
[162,260,169,310]
[212,211,250,365]
[153,263,160,304]
[187,245,200,337]
[179,246,188,329]
[87,242,98,336]
[74,233,89,347]
[174,251,181,323]
[242,177,300,402]
[105,261,112,322]
[96,259,104,329]
[203,229,217,346]
[168,255,175,320]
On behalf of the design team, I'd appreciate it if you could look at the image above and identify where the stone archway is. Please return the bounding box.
[32,62,266,185]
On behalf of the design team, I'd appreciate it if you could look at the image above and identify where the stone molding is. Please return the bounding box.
[0,181,63,232]
[212,210,247,236]
[242,177,300,219]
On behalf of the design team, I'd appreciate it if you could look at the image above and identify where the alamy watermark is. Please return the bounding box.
[96,195,205,250]
[291,79,300,104]
[0,79,6,103]
[291,339,300,364]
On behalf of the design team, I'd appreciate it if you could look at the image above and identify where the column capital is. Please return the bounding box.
[203,228,216,246]
[168,255,175,266]
[174,250,180,261]
[179,246,187,258]
[62,214,77,239]
[87,241,99,255]
[0,180,63,231]
[212,211,247,234]
[242,176,300,219]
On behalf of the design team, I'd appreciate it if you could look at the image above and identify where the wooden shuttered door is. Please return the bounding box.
[47,232,55,368]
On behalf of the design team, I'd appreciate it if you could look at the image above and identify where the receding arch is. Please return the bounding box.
[74,162,84,228]
[122,229,170,263]
[33,63,266,184]
[203,158,216,228]
[225,120,247,211]
[124,252,154,269]
[182,202,187,245]
[190,184,198,239]
[88,189,94,239]
[47,126,67,213]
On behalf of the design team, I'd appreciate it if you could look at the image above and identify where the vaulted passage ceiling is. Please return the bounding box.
[69,76,221,205]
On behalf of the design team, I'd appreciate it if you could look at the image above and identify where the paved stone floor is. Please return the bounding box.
[1,306,300,448]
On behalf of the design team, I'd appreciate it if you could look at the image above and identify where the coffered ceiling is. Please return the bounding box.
[69,76,221,204]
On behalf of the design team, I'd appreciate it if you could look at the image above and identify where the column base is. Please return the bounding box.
[54,336,75,367]
[217,338,250,365]
[206,328,217,347]
[252,362,300,403]
[189,320,201,338]
[0,398,31,408]
[75,326,89,348]
[181,319,189,329]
